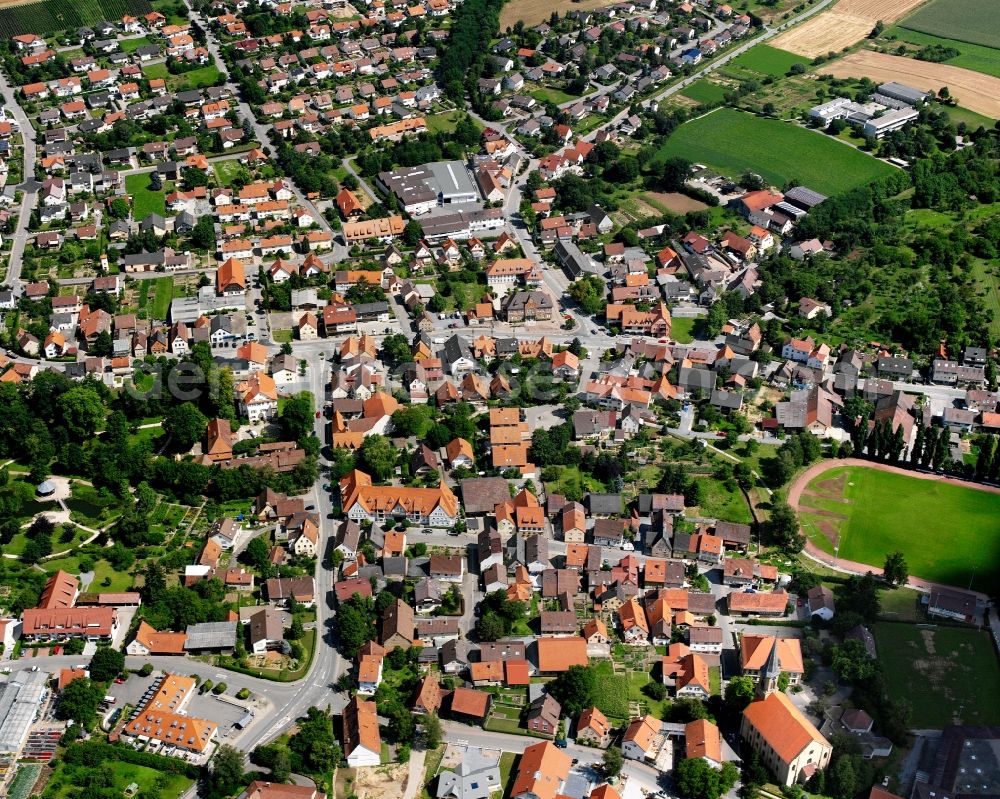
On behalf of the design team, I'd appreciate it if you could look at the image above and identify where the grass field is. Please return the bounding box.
[680,80,729,105]
[150,276,173,320]
[798,465,1000,590]
[169,64,222,90]
[125,172,166,218]
[884,27,1000,79]
[727,44,809,77]
[425,110,482,135]
[44,759,193,799]
[213,159,243,187]
[671,316,697,344]
[529,86,578,105]
[652,109,897,196]
[142,62,170,80]
[899,0,1000,49]
[873,622,1000,727]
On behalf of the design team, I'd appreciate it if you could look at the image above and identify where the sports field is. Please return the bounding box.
[885,26,1000,79]
[651,108,897,196]
[873,622,1000,728]
[727,44,809,78]
[899,0,1000,49]
[798,465,1000,590]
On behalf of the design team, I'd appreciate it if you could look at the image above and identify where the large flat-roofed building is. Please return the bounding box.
[875,81,931,106]
[863,107,919,139]
[377,161,480,215]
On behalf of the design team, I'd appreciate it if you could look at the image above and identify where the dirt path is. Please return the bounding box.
[788,458,996,600]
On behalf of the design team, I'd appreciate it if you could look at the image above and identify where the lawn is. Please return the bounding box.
[529,86,579,105]
[142,62,170,80]
[798,465,1000,590]
[44,760,193,799]
[884,27,1000,79]
[680,80,729,105]
[214,159,244,187]
[543,465,606,503]
[696,477,753,525]
[151,277,174,321]
[728,44,809,77]
[899,0,1000,49]
[873,622,1000,727]
[119,35,153,53]
[426,111,481,135]
[168,64,223,90]
[125,172,166,219]
[652,108,897,196]
[671,316,697,344]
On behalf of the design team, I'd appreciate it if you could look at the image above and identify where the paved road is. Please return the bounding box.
[184,0,348,265]
[0,67,37,293]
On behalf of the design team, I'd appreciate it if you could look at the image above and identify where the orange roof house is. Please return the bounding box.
[535,636,588,673]
[217,257,246,294]
[449,686,491,721]
[511,741,571,799]
[685,718,722,763]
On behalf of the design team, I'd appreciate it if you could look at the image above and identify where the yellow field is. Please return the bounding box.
[500,0,614,30]
[818,51,1000,118]
[772,0,928,57]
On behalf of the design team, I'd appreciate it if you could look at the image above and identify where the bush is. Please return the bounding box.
[213,682,227,695]
[236,688,251,700]
[139,664,153,677]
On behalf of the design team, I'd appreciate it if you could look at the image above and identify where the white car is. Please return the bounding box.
[621,542,635,551]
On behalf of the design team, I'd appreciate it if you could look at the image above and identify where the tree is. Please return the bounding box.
[381,333,412,367]
[163,402,208,451]
[88,647,124,682]
[766,501,804,552]
[288,618,304,640]
[59,385,105,441]
[56,677,103,727]
[242,536,270,570]
[288,707,340,775]
[831,639,877,683]
[547,665,596,715]
[191,215,216,250]
[280,392,314,443]
[335,594,376,656]
[724,675,756,712]
[271,746,292,782]
[109,198,130,220]
[425,712,443,748]
[211,745,246,796]
[403,219,423,246]
[882,550,908,587]
[702,302,729,339]
[675,757,738,799]
[475,612,506,642]
[360,434,397,480]
[602,746,624,777]
[829,755,858,799]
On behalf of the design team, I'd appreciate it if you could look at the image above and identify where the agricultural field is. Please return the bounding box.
[819,51,1000,118]
[680,79,730,105]
[125,172,166,219]
[726,44,809,78]
[881,27,1000,79]
[651,108,897,196]
[0,0,151,37]
[771,0,927,57]
[796,465,1000,591]
[499,0,615,30]
[898,0,1000,49]
[873,622,1000,728]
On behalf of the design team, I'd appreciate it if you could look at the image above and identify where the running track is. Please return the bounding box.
[787,458,995,602]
